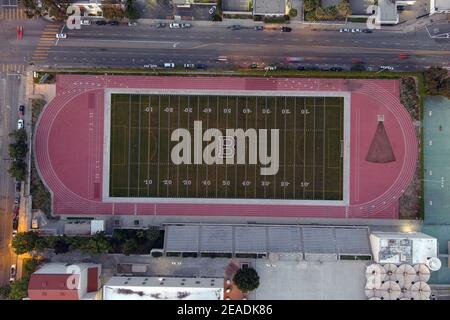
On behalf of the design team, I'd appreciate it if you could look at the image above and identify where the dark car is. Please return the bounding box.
[330,67,343,72]
[362,28,373,33]
[109,20,119,26]
[281,27,292,32]
[155,22,166,28]
[15,181,21,192]
[254,26,264,31]
[229,25,241,30]
[250,63,258,69]
[18,105,25,117]
[196,63,207,70]
[297,66,306,71]
[96,20,107,25]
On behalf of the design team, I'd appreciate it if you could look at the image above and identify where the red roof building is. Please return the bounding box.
[28,263,101,300]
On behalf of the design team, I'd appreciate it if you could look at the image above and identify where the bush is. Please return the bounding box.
[424,66,450,98]
[233,267,260,292]
[9,278,29,300]
[289,8,298,18]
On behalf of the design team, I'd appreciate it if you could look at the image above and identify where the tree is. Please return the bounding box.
[81,232,111,255]
[122,239,138,255]
[424,66,449,95]
[304,0,318,12]
[289,8,298,18]
[11,231,39,255]
[124,0,140,20]
[145,227,160,242]
[8,159,27,181]
[23,258,41,277]
[337,0,352,17]
[233,267,260,293]
[53,237,70,254]
[8,278,29,300]
[0,285,11,299]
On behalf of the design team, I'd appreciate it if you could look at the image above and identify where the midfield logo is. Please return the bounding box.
[171,121,280,175]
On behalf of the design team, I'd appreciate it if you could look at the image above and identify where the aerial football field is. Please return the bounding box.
[109,93,344,201]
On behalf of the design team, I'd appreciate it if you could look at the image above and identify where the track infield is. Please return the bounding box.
[108,93,344,201]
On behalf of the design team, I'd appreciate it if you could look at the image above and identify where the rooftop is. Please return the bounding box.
[253,0,286,15]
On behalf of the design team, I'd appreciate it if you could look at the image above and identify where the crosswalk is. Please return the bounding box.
[32,24,61,64]
[0,7,35,20]
[0,63,25,73]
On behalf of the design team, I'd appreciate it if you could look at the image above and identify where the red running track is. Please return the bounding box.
[34,75,418,219]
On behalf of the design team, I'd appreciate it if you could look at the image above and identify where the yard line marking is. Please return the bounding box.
[274,97,277,198]
[137,95,141,197]
[216,96,219,198]
[177,95,180,198]
[196,97,199,197]
[127,95,131,197]
[303,97,306,199]
[147,95,151,197]
[244,96,247,199]
[293,97,296,198]
[225,95,229,198]
[186,95,190,196]
[313,97,316,199]
[157,95,161,197]
[323,98,326,200]
[284,96,287,199]
[255,96,258,199]
[167,95,170,197]
[235,96,238,197]
[206,95,209,197]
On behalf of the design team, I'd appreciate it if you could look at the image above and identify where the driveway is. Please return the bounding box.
[174,4,217,21]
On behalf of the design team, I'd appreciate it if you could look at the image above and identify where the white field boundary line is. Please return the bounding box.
[102,89,351,206]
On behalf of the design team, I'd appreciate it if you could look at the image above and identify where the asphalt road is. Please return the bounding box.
[1,18,450,71]
[0,71,20,287]
[38,23,450,71]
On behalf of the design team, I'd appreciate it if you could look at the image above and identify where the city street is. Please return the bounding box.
[0,71,20,286]
[0,18,449,71]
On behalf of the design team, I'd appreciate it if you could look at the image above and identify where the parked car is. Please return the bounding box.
[18,105,25,117]
[144,64,158,68]
[96,20,107,25]
[13,206,19,217]
[330,67,343,71]
[196,63,207,69]
[362,28,373,33]
[164,62,175,68]
[128,21,137,27]
[14,195,20,205]
[264,65,277,71]
[380,65,394,71]
[250,63,258,69]
[169,23,181,29]
[281,26,292,32]
[109,20,119,26]
[17,119,24,130]
[12,229,17,237]
[296,66,306,71]
[15,181,21,192]
[9,265,16,283]
[340,28,350,32]
[254,26,264,31]
[184,63,195,69]
[209,5,216,15]
[155,22,166,28]
[181,23,191,28]
[229,24,241,30]
[55,33,67,39]
[80,19,91,25]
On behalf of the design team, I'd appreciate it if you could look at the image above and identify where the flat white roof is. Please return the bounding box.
[103,277,224,300]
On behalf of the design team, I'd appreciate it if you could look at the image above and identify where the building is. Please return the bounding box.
[103,277,224,300]
[253,0,287,16]
[376,0,399,24]
[369,232,441,268]
[28,263,102,300]
[430,0,450,14]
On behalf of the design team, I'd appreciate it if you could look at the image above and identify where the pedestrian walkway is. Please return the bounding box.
[31,24,61,64]
[0,7,33,20]
[0,63,25,73]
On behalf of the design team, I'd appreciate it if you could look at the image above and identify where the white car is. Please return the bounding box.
[380,65,394,71]
[56,33,67,39]
[80,19,91,25]
[169,23,181,29]
[184,63,195,69]
[144,64,158,68]
[9,264,16,283]
[181,23,191,28]
[209,6,216,15]
[17,119,24,130]
[340,28,349,32]
[128,21,137,27]
[164,62,175,68]
[264,65,277,71]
